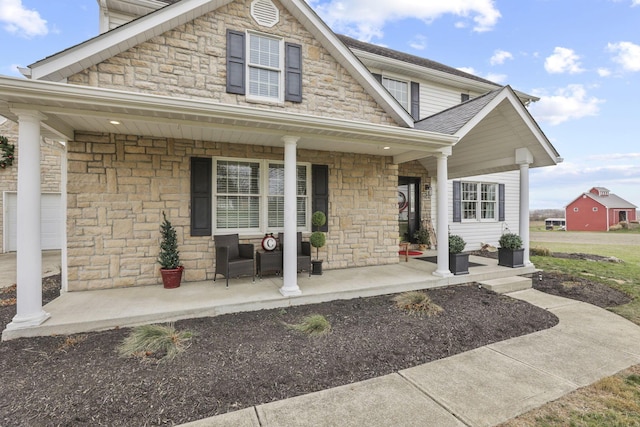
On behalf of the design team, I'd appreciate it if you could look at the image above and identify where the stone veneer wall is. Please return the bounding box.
[67,0,397,127]
[0,119,63,252]
[66,132,400,291]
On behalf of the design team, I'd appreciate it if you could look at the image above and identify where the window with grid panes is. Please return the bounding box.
[248,32,282,100]
[461,182,498,221]
[382,77,409,110]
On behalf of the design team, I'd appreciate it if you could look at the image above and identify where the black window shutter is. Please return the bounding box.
[372,73,382,83]
[498,183,505,222]
[285,42,302,103]
[190,157,212,236]
[312,164,329,232]
[453,181,461,223]
[410,81,420,120]
[226,30,245,95]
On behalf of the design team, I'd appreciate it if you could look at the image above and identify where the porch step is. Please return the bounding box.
[479,276,532,294]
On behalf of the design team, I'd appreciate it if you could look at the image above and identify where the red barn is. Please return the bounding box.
[565,187,637,231]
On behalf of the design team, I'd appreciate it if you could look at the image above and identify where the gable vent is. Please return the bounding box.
[251,0,279,27]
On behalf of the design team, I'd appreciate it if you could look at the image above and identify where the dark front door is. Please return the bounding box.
[398,177,420,242]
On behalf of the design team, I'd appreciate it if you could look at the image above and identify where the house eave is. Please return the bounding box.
[0,76,454,154]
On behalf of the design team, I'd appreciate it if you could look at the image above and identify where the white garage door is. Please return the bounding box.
[4,192,62,252]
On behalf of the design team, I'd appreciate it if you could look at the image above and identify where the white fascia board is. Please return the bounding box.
[0,76,456,148]
[30,0,230,81]
[284,0,415,128]
[353,50,499,92]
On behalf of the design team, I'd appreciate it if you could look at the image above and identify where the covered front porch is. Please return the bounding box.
[2,253,536,340]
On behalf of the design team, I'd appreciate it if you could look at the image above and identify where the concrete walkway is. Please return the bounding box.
[179,289,640,427]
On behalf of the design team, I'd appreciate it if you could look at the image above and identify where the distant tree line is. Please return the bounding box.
[530,209,564,221]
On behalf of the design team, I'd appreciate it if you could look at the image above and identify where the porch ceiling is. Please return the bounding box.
[0,76,456,158]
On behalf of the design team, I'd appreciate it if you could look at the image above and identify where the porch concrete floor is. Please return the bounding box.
[2,252,535,340]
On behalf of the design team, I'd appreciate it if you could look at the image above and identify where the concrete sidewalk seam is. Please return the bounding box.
[397,371,473,427]
[485,344,580,388]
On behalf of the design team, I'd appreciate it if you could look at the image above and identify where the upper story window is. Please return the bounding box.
[382,77,409,110]
[226,29,303,104]
[248,32,283,101]
[461,182,497,221]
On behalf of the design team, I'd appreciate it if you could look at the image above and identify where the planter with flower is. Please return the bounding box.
[498,232,524,268]
[158,211,183,288]
[448,234,469,275]
[413,226,430,251]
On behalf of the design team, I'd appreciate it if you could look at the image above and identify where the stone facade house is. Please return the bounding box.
[0,0,560,332]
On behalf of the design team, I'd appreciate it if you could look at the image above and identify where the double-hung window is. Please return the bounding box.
[382,77,409,110]
[461,182,498,221]
[214,158,309,233]
[248,32,282,101]
[267,164,308,228]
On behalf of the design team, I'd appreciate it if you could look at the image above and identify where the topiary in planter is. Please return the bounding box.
[158,211,183,288]
[448,234,466,254]
[498,233,523,250]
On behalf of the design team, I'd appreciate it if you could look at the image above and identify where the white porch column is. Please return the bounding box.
[516,148,533,267]
[6,110,50,330]
[280,136,302,297]
[434,149,453,277]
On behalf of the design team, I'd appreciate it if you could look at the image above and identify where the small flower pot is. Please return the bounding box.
[449,253,469,275]
[498,248,525,268]
[160,266,184,289]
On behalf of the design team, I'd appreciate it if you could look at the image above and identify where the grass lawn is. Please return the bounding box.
[500,232,640,426]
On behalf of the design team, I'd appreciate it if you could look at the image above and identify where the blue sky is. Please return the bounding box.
[1,0,640,210]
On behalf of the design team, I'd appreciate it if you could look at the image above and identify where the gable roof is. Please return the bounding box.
[26,0,414,127]
[568,191,637,209]
[337,35,499,87]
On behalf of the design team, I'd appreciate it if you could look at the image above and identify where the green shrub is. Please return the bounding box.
[413,227,430,246]
[448,234,466,254]
[118,323,193,362]
[288,314,331,336]
[499,233,523,250]
[392,291,443,316]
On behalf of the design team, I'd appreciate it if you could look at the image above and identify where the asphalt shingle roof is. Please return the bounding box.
[413,88,503,134]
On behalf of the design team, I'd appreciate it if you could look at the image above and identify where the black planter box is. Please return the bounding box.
[498,248,525,268]
[449,253,469,275]
[311,260,323,275]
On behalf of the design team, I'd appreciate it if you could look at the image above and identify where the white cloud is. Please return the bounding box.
[409,34,427,50]
[490,49,513,65]
[544,47,585,74]
[485,72,507,83]
[633,0,640,6]
[607,41,640,72]
[308,0,501,42]
[456,66,476,74]
[597,68,612,77]
[529,84,603,125]
[0,0,48,38]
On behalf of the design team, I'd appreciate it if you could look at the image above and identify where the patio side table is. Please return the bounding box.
[256,251,282,279]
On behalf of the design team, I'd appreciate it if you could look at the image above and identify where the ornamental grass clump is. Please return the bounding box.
[288,314,331,336]
[393,291,443,316]
[118,323,193,362]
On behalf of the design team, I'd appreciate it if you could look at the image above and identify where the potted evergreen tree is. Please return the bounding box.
[309,211,326,275]
[158,211,183,288]
[498,232,525,268]
[448,234,469,275]
[413,226,430,251]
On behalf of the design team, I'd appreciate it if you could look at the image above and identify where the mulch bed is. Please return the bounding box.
[0,253,633,426]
